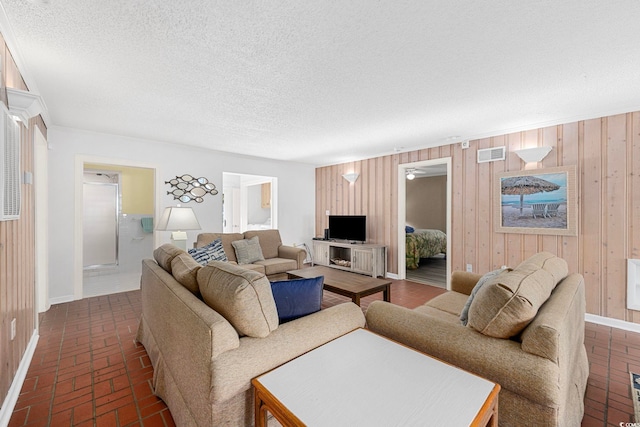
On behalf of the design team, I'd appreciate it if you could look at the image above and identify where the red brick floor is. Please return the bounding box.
[8,279,638,426]
[582,323,640,427]
[8,292,174,427]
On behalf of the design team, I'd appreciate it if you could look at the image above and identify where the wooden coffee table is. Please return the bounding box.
[253,329,500,426]
[287,266,391,306]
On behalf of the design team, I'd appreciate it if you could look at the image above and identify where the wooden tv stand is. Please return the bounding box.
[312,240,386,278]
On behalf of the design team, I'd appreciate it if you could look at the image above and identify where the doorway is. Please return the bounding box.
[75,160,156,299]
[222,173,277,233]
[397,158,452,289]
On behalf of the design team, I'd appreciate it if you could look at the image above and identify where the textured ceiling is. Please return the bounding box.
[1,1,640,165]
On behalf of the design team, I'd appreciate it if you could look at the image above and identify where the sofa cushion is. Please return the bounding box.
[270,276,324,323]
[244,230,282,260]
[188,238,227,265]
[237,263,266,274]
[153,244,185,273]
[232,236,265,264]
[170,253,202,296]
[197,261,278,338]
[460,268,509,326]
[254,258,298,276]
[424,291,469,317]
[467,252,568,338]
[413,304,462,325]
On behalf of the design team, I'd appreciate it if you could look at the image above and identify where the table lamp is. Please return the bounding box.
[156,206,201,250]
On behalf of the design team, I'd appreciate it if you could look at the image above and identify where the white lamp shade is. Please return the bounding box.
[156,207,201,231]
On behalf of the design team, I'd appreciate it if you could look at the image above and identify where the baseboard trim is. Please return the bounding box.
[585,313,640,333]
[49,294,74,305]
[0,330,39,425]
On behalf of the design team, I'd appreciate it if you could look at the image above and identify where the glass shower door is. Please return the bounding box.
[83,182,119,267]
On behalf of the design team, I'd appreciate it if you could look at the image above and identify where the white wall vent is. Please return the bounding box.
[0,103,21,220]
[477,146,506,163]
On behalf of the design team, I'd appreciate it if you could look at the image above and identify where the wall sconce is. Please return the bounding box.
[513,146,553,163]
[342,173,359,183]
[156,206,201,250]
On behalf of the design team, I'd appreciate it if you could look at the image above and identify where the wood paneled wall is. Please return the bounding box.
[0,32,44,405]
[316,111,640,323]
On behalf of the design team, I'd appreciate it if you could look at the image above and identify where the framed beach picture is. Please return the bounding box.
[494,165,577,236]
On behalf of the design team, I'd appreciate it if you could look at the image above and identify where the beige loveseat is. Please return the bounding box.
[136,244,365,426]
[366,252,588,427]
[195,229,305,277]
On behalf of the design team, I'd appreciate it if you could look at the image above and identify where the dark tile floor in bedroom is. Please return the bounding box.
[7,279,637,427]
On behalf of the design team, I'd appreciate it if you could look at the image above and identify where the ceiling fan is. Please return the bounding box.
[405,168,427,180]
[405,163,448,180]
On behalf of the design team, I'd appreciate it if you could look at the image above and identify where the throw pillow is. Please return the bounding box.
[405,225,415,233]
[231,236,265,264]
[153,243,185,273]
[197,261,278,338]
[459,267,509,326]
[270,276,324,323]
[171,253,202,296]
[188,238,227,265]
[467,252,569,338]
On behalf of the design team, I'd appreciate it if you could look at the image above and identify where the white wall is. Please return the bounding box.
[47,126,316,302]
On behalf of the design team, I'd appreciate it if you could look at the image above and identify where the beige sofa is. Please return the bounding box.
[366,252,588,427]
[195,229,305,277]
[136,244,365,426]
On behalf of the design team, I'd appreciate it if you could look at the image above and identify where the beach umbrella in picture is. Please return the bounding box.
[501,176,560,215]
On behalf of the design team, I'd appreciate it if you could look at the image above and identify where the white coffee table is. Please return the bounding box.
[252,328,499,426]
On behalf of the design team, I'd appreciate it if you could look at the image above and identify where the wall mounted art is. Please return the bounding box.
[166,174,218,203]
[494,165,577,236]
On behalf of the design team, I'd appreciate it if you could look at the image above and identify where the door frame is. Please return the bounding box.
[34,126,49,314]
[396,157,452,289]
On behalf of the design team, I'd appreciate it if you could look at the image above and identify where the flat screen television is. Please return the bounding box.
[328,215,366,243]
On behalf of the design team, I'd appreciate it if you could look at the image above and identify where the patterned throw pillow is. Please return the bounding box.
[188,239,227,265]
[231,236,265,264]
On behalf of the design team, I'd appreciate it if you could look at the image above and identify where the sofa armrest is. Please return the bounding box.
[278,245,306,268]
[365,301,560,407]
[210,302,365,403]
[450,271,482,295]
[137,260,241,423]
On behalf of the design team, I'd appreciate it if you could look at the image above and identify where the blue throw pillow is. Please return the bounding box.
[405,225,415,233]
[188,238,227,265]
[270,276,324,323]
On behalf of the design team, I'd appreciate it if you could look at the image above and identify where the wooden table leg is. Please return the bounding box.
[383,284,391,302]
[255,390,268,427]
[488,397,498,426]
[352,294,361,306]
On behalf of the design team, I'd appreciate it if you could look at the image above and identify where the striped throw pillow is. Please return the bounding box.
[188,239,227,265]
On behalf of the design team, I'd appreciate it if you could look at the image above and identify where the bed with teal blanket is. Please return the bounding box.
[406,229,447,269]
